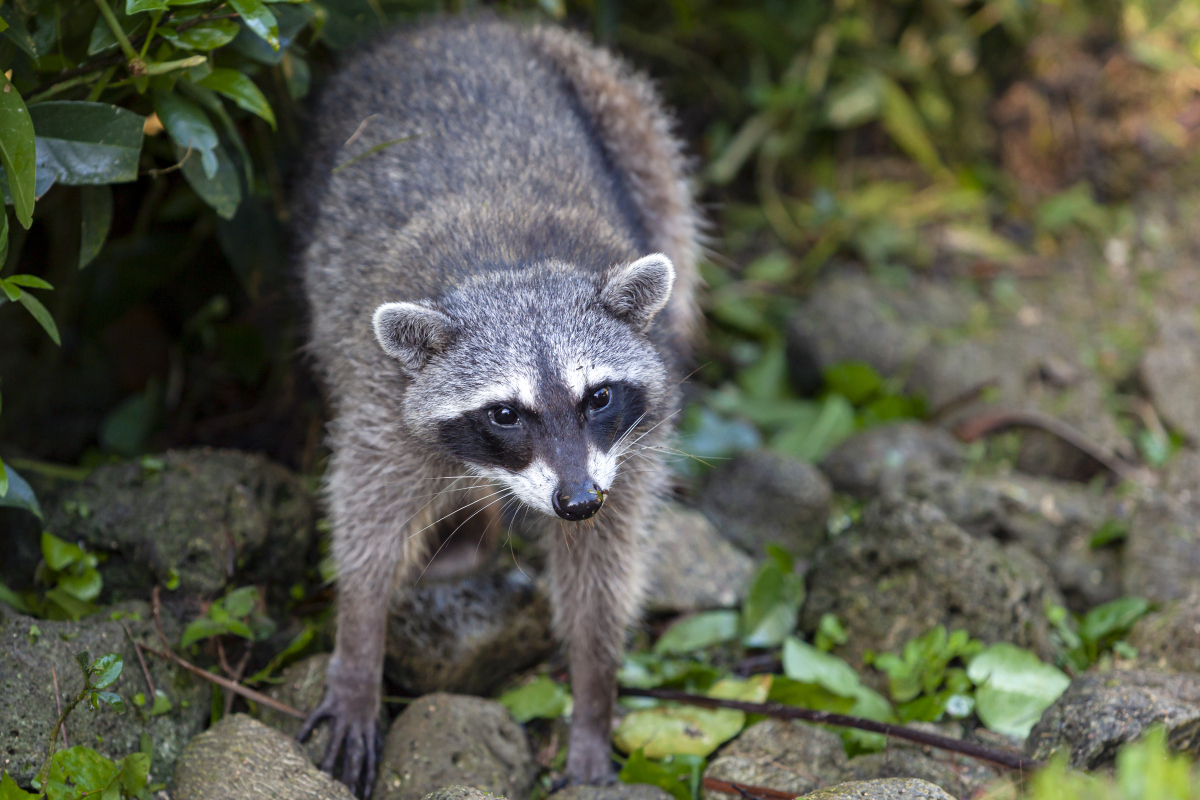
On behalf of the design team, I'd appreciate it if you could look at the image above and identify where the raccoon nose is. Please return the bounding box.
[552,481,604,521]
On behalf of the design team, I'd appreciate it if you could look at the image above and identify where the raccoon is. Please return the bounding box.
[293,18,700,795]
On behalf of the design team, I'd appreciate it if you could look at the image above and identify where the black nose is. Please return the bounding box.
[553,481,604,521]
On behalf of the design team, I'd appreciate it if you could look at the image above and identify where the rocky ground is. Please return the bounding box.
[4,199,1200,799]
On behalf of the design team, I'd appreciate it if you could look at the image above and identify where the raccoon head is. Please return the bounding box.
[373,253,675,521]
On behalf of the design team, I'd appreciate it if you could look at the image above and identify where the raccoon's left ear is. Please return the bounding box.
[599,253,675,331]
[373,301,454,374]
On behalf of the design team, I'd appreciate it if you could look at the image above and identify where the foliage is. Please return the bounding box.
[612,675,770,758]
[179,584,275,648]
[5,532,106,620]
[619,750,703,800]
[867,625,983,723]
[1048,596,1152,672]
[498,675,572,723]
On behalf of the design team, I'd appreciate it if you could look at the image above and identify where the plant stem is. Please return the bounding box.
[36,680,91,790]
[85,66,118,102]
[25,72,101,105]
[140,9,164,58]
[92,0,140,63]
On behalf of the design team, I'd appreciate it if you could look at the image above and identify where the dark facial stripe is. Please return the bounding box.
[438,410,533,472]
[586,381,649,453]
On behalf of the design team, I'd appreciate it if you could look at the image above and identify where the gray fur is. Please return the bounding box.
[294,17,699,793]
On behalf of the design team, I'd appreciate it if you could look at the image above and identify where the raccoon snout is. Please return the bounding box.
[552,480,605,521]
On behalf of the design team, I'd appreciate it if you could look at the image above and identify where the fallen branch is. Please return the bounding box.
[148,586,306,720]
[617,687,1041,773]
[703,777,803,800]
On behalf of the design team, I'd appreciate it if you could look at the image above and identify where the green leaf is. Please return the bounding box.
[0,205,9,267]
[612,676,770,758]
[1,769,39,800]
[26,101,144,189]
[119,752,150,793]
[79,185,113,269]
[197,70,277,129]
[76,651,92,671]
[127,0,169,12]
[782,637,862,697]
[180,616,230,648]
[0,462,42,518]
[57,567,103,602]
[740,554,804,648]
[767,675,855,714]
[159,20,241,51]
[153,91,220,178]
[653,611,739,655]
[967,642,1070,738]
[148,689,173,716]
[0,579,29,613]
[246,622,315,683]
[179,142,242,219]
[0,73,37,229]
[1089,518,1129,549]
[618,750,692,800]
[45,588,98,620]
[91,653,123,689]
[1078,597,1150,647]
[43,532,85,571]
[770,394,856,462]
[49,746,120,792]
[222,585,258,618]
[96,690,127,713]
[823,361,883,406]
[4,274,52,289]
[228,0,279,49]
[880,77,944,175]
[16,290,60,345]
[0,7,38,58]
[499,676,571,723]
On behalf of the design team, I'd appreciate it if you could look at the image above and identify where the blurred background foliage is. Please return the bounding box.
[1,0,1199,495]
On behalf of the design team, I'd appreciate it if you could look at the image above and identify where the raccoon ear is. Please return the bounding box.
[373,301,454,373]
[599,253,675,331]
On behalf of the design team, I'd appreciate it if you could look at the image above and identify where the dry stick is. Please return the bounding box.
[704,778,799,800]
[617,687,1042,773]
[122,621,157,699]
[147,587,306,720]
[50,663,69,749]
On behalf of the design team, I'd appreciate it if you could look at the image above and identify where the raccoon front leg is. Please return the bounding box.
[298,448,438,797]
[548,502,651,784]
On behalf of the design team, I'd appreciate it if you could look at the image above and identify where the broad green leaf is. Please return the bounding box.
[80,185,113,269]
[1,769,39,800]
[57,567,103,602]
[612,676,769,758]
[0,463,42,518]
[0,579,29,612]
[740,555,804,648]
[76,651,92,671]
[499,676,571,723]
[1078,597,1150,646]
[880,77,944,175]
[197,69,277,129]
[967,642,1069,738]
[159,20,241,50]
[229,3,310,63]
[17,290,60,345]
[768,675,855,714]
[0,7,37,58]
[782,636,862,698]
[87,5,148,55]
[127,0,168,11]
[29,102,144,188]
[96,691,127,713]
[49,746,120,792]
[246,622,316,683]
[653,610,739,655]
[153,92,219,178]
[180,616,230,648]
[0,73,37,229]
[824,361,883,406]
[770,394,856,462]
[617,653,721,692]
[119,752,150,793]
[228,0,279,49]
[223,585,258,618]
[618,750,692,800]
[91,653,123,688]
[43,531,85,571]
[147,689,173,716]
[4,274,51,289]
[180,142,242,219]
[45,588,98,620]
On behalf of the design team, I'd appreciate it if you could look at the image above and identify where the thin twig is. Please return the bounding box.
[617,687,1042,773]
[149,586,306,720]
[144,145,193,178]
[704,778,792,800]
[121,621,157,699]
[50,663,69,749]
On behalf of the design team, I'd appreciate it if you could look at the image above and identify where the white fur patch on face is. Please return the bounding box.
[474,459,557,517]
[428,371,540,421]
[587,444,617,492]
[561,359,635,401]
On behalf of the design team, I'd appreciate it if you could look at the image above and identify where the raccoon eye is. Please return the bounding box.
[489,406,520,426]
[588,386,612,412]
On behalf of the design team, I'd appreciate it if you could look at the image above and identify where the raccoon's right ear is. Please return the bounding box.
[599,253,675,332]
[373,301,454,374]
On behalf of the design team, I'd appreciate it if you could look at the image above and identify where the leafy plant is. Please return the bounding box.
[867,625,983,723]
[179,585,274,648]
[8,533,106,621]
[498,675,572,723]
[619,750,704,800]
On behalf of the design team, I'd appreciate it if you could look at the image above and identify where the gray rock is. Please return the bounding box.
[1141,311,1200,443]
[704,719,846,797]
[373,693,535,800]
[645,504,755,612]
[819,423,964,500]
[698,450,831,559]
[800,497,1064,669]
[1026,670,1200,769]
[553,786,674,800]
[1122,497,1200,603]
[385,563,555,695]
[423,788,508,800]
[0,601,209,787]
[172,714,355,800]
[1164,449,1200,515]
[260,654,334,765]
[1128,592,1200,673]
[904,470,1130,611]
[802,778,956,799]
[840,725,999,800]
[43,449,315,601]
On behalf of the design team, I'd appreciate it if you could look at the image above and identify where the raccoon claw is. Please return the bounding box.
[297,694,381,798]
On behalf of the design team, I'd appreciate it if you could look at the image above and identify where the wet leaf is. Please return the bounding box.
[228,0,279,49]
[96,690,127,713]
[198,69,277,129]
[27,102,144,190]
[654,611,739,655]
[499,676,571,723]
[180,142,242,219]
[91,653,123,689]
[127,0,169,12]
[0,463,42,518]
[159,19,241,50]
[967,642,1069,738]
[154,92,219,178]
[0,72,36,229]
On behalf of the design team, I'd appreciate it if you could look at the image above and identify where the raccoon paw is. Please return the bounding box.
[565,740,619,786]
[297,691,383,798]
